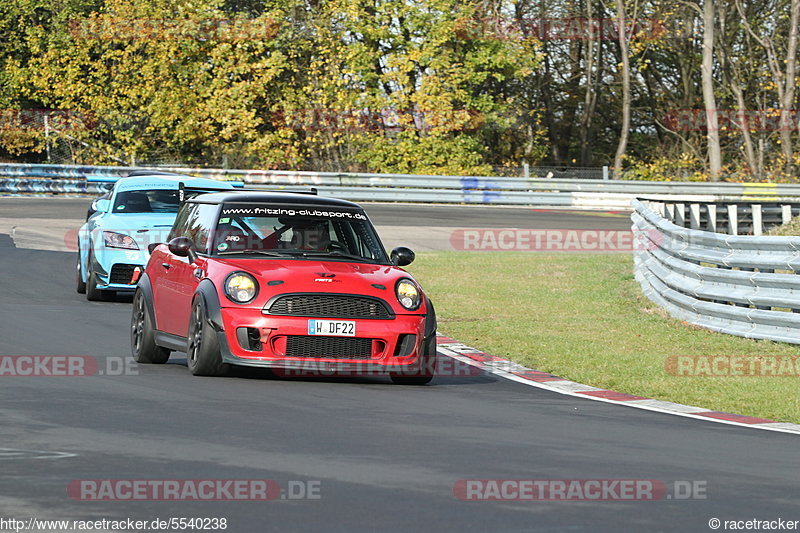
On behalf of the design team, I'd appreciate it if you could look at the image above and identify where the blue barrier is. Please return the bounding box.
[0,178,110,195]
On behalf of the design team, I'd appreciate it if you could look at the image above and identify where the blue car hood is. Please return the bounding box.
[93,212,177,248]
[94,212,176,232]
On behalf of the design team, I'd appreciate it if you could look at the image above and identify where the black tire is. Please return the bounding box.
[75,253,86,294]
[187,297,228,377]
[131,289,170,364]
[390,334,437,385]
[85,250,104,301]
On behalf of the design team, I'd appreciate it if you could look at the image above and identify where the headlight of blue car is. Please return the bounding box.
[102,231,139,250]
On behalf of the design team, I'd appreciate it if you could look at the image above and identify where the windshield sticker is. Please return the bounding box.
[116,181,178,192]
[219,217,230,224]
[217,242,229,252]
[220,206,367,220]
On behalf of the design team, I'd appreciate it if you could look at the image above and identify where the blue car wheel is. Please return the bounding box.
[76,252,86,294]
[86,248,111,301]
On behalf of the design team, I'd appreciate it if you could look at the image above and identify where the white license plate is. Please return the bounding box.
[308,319,356,337]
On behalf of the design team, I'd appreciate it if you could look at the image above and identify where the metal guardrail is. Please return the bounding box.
[642,196,800,236]
[632,198,800,344]
[2,163,800,208]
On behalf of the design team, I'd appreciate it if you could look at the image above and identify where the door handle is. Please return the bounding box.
[161,262,172,269]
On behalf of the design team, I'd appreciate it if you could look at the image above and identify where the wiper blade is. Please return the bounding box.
[294,251,372,262]
[216,249,290,257]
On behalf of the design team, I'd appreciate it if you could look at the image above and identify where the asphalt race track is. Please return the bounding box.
[0,198,798,532]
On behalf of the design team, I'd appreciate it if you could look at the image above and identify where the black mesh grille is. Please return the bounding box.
[267,294,392,319]
[110,264,139,284]
[285,336,374,359]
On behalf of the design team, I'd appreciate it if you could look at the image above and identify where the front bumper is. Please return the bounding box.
[92,248,147,291]
[216,307,427,372]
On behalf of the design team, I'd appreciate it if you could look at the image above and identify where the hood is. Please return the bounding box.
[95,213,176,246]
[96,212,176,230]
[206,257,423,312]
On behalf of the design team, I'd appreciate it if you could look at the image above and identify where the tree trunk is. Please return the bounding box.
[613,0,631,179]
[779,0,799,174]
[579,0,601,166]
[717,3,758,177]
[702,0,722,180]
[731,83,758,177]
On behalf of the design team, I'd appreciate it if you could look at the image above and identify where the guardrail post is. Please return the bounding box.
[783,204,793,225]
[727,204,738,235]
[665,203,675,222]
[44,115,51,163]
[706,204,717,232]
[603,166,609,180]
[675,203,685,227]
[689,203,701,229]
[752,204,763,236]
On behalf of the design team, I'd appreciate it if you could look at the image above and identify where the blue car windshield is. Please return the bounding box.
[113,189,181,213]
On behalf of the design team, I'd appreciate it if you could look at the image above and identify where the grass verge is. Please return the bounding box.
[767,218,800,236]
[408,252,800,424]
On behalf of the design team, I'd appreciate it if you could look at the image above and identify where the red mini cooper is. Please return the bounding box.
[130,190,437,384]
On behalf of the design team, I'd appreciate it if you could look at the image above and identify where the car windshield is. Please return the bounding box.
[113,189,180,213]
[211,203,388,263]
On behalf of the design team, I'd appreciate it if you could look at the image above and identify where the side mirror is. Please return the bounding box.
[147,242,161,254]
[168,236,197,262]
[390,246,415,267]
[92,198,110,214]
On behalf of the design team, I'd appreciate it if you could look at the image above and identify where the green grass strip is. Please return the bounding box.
[409,252,800,423]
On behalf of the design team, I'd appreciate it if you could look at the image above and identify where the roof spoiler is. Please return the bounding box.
[178,182,318,201]
[178,182,245,202]
[86,175,122,183]
[263,187,318,196]
[89,173,244,187]
[127,170,186,177]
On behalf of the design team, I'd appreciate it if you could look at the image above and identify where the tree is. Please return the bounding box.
[612,0,632,178]
[702,0,722,180]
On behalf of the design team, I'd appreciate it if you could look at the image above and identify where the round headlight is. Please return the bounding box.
[396,279,421,310]
[224,272,258,304]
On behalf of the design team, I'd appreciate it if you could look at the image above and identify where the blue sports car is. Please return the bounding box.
[77,171,238,300]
